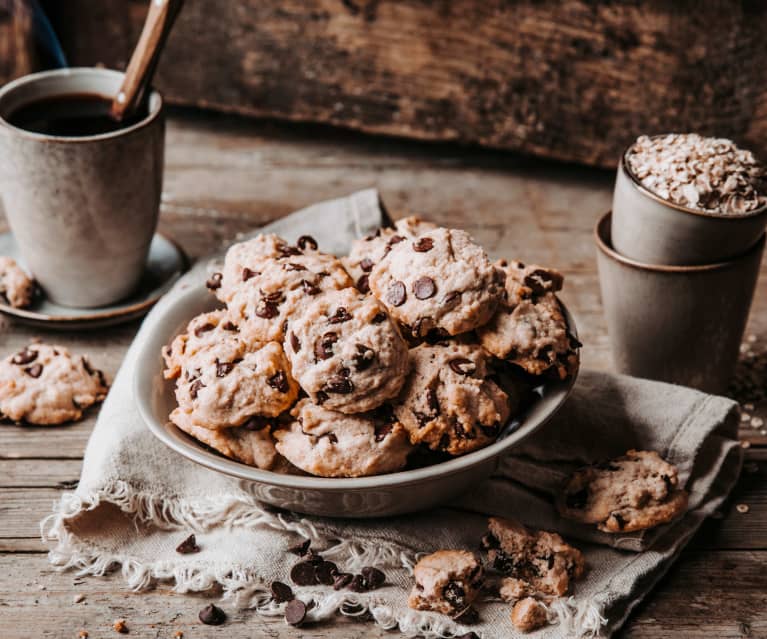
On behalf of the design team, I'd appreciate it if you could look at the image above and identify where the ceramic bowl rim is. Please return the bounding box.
[0,67,163,143]
[621,139,767,220]
[596,211,766,273]
[134,284,579,492]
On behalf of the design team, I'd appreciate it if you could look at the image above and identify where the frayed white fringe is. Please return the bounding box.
[41,481,607,638]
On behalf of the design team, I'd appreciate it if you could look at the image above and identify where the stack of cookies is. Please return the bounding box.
[162,217,580,478]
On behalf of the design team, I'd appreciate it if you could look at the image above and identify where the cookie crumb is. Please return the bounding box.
[73,593,85,604]
[77,631,89,639]
[113,619,128,634]
[173,632,183,638]
[736,504,750,514]
[741,440,751,449]
[511,597,548,633]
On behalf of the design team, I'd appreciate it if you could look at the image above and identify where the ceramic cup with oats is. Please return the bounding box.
[0,68,164,308]
[612,134,767,266]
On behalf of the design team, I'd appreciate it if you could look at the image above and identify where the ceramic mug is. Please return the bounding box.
[596,212,763,394]
[612,144,767,266]
[0,68,164,308]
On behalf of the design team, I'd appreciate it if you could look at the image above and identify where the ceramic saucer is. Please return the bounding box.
[0,232,188,330]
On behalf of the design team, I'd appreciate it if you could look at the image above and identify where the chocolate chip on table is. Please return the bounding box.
[297,235,318,250]
[348,574,368,592]
[268,371,290,393]
[255,300,279,319]
[449,357,476,376]
[356,274,370,293]
[25,363,43,378]
[453,606,479,624]
[301,279,321,296]
[324,375,354,394]
[413,276,436,300]
[359,257,374,272]
[291,561,319,586]
[387,281,407,306]
[175,534,200,554]
[328,306,352,324]
[413,237,434,252]
[205,272,222,290]
[360,566,385,589]
[333,572,354,590]
[315,560,339,585]
[371,311,387,324]
[215,360,234,377]
[198,603,226,625]
[242,267,258,281]
[288,539,311,556]
[271,581,294,603]
[284,599,307,626]
[314,332,338,360]
[443,581,467,610]
[290,332,301,353]
[11,348,37,365]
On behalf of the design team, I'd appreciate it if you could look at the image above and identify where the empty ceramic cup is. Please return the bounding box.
[596,212,763,394]
[0,68,164,308]
[612,142,767,266]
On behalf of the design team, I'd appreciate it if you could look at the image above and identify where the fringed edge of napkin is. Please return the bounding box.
[41,480,608,638]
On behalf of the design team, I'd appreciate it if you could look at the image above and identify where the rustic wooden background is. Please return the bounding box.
[0,0,35,85]
[36,0,767,168]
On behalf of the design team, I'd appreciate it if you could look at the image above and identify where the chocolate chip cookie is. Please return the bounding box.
[0,343,108,424]
[481,517,585,599]
[285,288,409,413]
[408,550,483,617]
[273,399,412,477]
[393,342,511,455]
[0,257,34,309]
[368,227,504,338]
[478,293,579,379]
[168,315,299,428]
[557,450,689,533]
[171,408,277,469]
[217,237,353,343]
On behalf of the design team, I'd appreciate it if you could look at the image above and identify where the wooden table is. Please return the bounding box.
[1,110,765,638]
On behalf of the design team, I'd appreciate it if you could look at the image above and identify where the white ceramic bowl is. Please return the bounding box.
[134,284,578,518]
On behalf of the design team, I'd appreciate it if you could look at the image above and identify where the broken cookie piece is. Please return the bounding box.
[481,517,585,598]
[408,550,483,618]
[511,597,549,633]
[0,256,34,308]
[557,450,689,533]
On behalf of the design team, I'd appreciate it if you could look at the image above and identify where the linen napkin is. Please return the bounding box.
[43,189,743,638]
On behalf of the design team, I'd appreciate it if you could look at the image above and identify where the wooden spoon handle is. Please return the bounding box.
[110,0,184,121]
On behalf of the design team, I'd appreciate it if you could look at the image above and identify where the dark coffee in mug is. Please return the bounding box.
[6,93,148,137]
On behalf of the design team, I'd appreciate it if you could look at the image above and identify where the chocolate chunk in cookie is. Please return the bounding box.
[481,517,585,599]
[408,550,484,617]
[496,259,563,305]
[557,450,689,533]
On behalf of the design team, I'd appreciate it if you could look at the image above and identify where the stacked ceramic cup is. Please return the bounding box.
[596,133,767,394]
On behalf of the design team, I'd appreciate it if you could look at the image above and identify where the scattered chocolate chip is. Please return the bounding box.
[290,332,301,353]
[242,267,258,281]
[324,375,354,394]
[348,574,368,592]
[284,599,307,626]
[12,348,37,365]
[565,487,589,509]
[387,281,407,306]
[361,566,385,589]
[453,606,479,624]
[328,306,352,324]
[374,421,393,442]
[288,539,311,555]
[268,371,290,393]
[315,561,339,586]
[25,363,43,378]
[353,343,376,371]
[359,258,374,272]
[176,534,200,554]
[355,274,370,294]
[443,581,467,609]
[314,332,338,360]
[333,572,354,590]
[371,311,387,323]
[413,276,436,300]
[297,235,318,251]
[206,272,222,290]
[198,603,226,625]
[194,322,215,337]
[255,300,279,319]
[291,561,319,586]
[189,379,204,399]
[271,581,294,603]
[301,279,321,296]
[242,416,270,431]
[284,262,307,271]
[216,360,234,377]
[449,357,476,376]
[413,237,434,252]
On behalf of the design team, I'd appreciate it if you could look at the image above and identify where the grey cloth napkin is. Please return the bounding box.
[43,189,743,638]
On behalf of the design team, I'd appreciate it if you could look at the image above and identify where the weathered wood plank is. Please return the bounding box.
[45,1,767,168]
[0,551,764,638]
[0,459,81,488]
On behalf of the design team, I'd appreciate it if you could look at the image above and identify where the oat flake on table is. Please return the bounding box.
[626,133,767,215]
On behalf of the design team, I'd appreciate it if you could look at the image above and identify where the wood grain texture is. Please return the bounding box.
[0,0,36,85]
[45,0,767,167]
